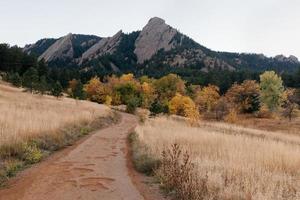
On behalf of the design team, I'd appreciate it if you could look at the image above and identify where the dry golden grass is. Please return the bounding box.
[135,116,300,200]
[0,83,110,148]
[233,114,300,135]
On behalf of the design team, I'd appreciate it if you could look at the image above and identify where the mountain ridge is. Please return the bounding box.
[23,17,300,73]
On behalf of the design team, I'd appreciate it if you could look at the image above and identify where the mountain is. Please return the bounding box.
[24,17,300,74]
[24,34,101,67]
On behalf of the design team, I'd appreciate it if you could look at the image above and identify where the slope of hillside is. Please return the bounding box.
[0,82,113,185]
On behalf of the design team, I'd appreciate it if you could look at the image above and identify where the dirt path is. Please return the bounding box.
[0,112,158,200]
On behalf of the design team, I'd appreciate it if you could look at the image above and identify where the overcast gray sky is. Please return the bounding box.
[1,0,299,58]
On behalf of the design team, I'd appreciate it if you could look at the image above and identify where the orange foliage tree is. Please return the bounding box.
[225,80,260,113]
[84,77,107,103]
[140,82,156,109]
[195,85,220,112]
[169,93,199,120]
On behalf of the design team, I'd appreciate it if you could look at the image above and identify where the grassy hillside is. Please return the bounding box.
[0,82,115,185]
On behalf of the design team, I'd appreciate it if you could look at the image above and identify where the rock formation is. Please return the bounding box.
[134,17,178,63]
[39,33,74,62]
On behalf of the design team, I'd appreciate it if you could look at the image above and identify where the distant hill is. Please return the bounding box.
[23,17,300,75]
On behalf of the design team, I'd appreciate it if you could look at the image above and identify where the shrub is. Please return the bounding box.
[214,97,230,121]
[9,73,22,87]
[105,95,112,106]
[128,133,160,175]
[156,144,214,200]
[150,100,169,114]
[282,89,299,121]
[224,109,238,123]
[126,97,141,114]
[21,143,43,164]
[257,105,274,119]
[3,159,23,177]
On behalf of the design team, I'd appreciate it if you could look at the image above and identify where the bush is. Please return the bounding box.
[224,109,238,123]
[126,97,141,114]
[0,159,23,186]
[128,133,160,175]
[257,105,274,119]
[21,143,43,164]
[105,95,112,106]
[155,144,215,200]
[214,97,230,121]
[9,73,22,87]
[150,100,169,114]
[4,159,23,177]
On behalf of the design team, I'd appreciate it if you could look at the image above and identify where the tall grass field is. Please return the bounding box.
[134,116,300,200]
[0,83,112,184]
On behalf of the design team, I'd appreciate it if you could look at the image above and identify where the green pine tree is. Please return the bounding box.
[51,81,63,98]
[37,76,48,95]
[10,72,22,87]
[22,67,39,92]
[37,59,48,77]
[73,80,86,100]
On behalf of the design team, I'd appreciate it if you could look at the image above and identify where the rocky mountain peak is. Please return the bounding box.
[288,55,299,63]
[134,17,178,63]
[274,54,299,63]
[39,33,74,62]
[80,30,123,64]
[148,17,166,25]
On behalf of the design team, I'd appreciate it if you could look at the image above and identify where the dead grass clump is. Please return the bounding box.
[128,132,160,175]
[156,144,217,200]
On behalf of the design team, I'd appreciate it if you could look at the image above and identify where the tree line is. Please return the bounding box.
[1,43,299,121]
[81,72,300,122]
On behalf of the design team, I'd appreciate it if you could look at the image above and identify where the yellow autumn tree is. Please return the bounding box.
[195,85,220,112]
[154,74,186,104]
[84,77,106,103]
[120,73,135,83]
[140,82,156,108]
[169,93,199,121]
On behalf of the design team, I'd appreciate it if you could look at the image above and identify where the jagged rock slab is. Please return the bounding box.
[23,38,57,56]
[134,17,178,63]
[80,31,123,64]
[39,33,74,62]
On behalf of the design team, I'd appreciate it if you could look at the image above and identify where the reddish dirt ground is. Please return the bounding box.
[0,112,166,200]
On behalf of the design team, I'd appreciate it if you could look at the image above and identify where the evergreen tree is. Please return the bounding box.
[51,81,63,98]
[22,67,39,92]
[73,80,86,100]
[37,59,48,77]
[37,76,48,95]
[9,72,22,87]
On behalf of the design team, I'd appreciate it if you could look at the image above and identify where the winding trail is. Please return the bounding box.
[0,112,154,200]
